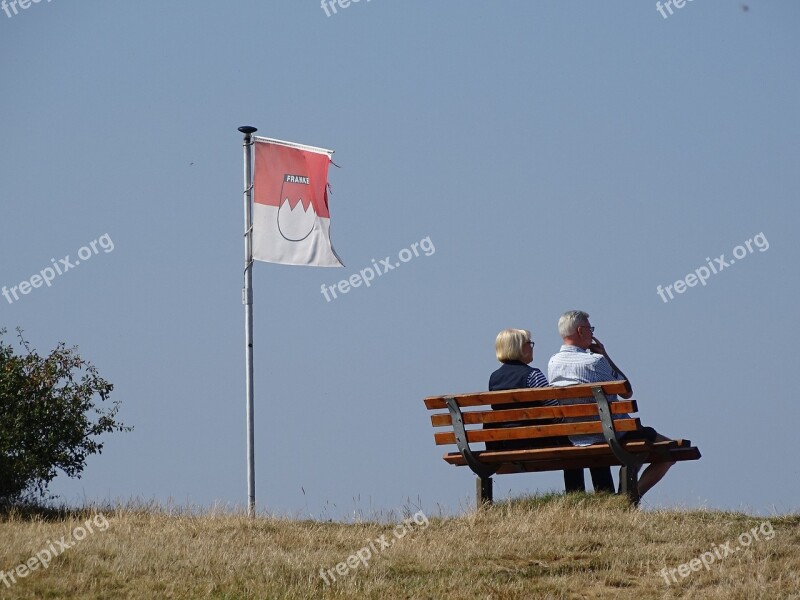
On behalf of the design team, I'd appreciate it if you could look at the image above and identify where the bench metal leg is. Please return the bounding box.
[476,476,493,508]
[619,465,641,506]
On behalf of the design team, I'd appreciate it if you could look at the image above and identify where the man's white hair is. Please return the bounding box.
[558,310,590,338]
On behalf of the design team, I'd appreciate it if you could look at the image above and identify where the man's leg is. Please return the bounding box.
[563,469,585,493]
[590,467,615,493]
[636,434,675,497]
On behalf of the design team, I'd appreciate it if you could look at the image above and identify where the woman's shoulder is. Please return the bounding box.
[526,367,549,388]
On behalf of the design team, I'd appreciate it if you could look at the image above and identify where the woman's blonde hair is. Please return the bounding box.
[495,328,531,362]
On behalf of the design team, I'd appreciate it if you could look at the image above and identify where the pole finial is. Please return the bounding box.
[238,126,258,135]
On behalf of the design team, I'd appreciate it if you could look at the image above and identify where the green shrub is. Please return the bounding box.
[0,328,131,505]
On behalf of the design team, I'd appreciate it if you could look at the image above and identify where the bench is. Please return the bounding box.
[424,381,701,507]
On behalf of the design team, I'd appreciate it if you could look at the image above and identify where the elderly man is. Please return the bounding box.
[547,310,674,498]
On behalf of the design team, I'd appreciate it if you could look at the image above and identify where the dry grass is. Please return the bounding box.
[1,493,798,599]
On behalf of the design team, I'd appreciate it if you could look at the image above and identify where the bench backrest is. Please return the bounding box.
[424,381,638,447]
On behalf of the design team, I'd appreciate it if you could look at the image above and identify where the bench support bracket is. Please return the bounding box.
[444,396,498,506]
[592,386,645,506]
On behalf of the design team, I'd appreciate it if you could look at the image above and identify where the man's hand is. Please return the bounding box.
[588,337,608,357]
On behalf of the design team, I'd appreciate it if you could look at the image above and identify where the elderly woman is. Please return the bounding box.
[487,328,584,493]
[489,328,549,395]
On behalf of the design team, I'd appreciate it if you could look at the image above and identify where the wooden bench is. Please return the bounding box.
[424,381,701,507]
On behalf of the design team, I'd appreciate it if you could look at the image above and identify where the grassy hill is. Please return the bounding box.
[1,493,798,599]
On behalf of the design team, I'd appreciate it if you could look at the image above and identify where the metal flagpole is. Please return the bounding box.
[238,125,258,517]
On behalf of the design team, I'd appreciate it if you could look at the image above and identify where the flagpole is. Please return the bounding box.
[239,125,258,517]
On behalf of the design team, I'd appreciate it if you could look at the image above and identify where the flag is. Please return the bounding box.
[252,137,343,267]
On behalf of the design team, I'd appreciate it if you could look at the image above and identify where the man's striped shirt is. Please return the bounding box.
[547,345,628,446]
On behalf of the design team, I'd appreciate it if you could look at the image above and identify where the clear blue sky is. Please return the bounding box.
[2,1,798,519]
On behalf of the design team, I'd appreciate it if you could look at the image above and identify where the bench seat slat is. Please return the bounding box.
[492,447,701,474]
[433,418,641,445]
[423,381,629,410]
[443,439,692,465]
[429,400,638,427]
[443,441,700,473]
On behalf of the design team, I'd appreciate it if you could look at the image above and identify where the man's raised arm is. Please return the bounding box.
[589,337,633,399]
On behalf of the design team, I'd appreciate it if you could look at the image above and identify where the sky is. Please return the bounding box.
[1,1,798,521]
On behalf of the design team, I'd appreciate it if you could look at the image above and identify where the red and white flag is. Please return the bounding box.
[252,137,343,267]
